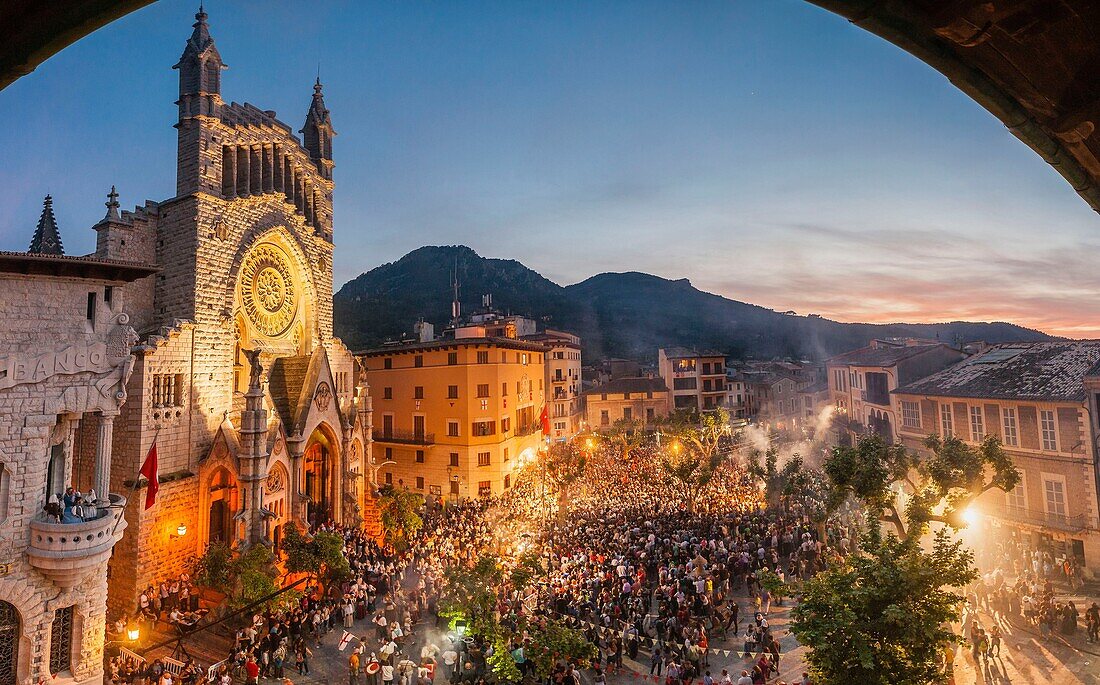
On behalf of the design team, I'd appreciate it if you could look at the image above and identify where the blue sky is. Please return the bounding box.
[1,0,1097,336]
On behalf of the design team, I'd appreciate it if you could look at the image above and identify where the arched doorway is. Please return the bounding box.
[0,601,19,685]
[302,427,338,528]
[207,467,238,545]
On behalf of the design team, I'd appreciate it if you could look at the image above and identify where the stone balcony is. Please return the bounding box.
[27,493,127,589]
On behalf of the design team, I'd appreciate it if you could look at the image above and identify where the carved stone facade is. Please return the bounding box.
[90,6,372,618]
[0,254,154,685]
[0,9,372,681]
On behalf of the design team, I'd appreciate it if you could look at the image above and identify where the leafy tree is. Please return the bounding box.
[487,639,522,683]
[509,550,545,594]
[228,544,282,610]
[824,434,1018,540]
[523,618,597,679]
[792,529,976,685]
[375,484,424,549]
[282,525,352,596]
[748,449,813,508]
[192,541,233,590]
[604,418,649,461]
[543,441,587,517]
[757,568,789,605]
[657,408,732,510]
[439,554,506,640]
[792,433,1019,683]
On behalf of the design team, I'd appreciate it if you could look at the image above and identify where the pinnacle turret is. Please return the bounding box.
[302,77,335,179]
[104,185,120,221]
[28,195,64,255]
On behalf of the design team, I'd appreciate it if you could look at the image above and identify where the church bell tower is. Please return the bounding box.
[173,4,226,197]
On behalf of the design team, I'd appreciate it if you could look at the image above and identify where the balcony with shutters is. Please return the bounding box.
[27,493,128,589]
[373,428,436,446]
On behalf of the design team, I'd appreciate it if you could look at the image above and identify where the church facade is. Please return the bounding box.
[96,7,374,616]
[0,8,373,682]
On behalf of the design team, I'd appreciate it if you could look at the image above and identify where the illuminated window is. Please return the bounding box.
[477,452,490,467]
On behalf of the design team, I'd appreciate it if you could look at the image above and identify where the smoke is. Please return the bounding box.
[739,404,836,468]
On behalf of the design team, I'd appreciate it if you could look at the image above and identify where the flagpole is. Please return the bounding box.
[111,426,161,537]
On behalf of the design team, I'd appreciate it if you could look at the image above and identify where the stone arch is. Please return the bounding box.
[299,421,342,528]
[224,225,319,356]
[198,465,240,547]
[0,596,30,685]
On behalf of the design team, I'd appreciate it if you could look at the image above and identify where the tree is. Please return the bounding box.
[439,554,506,640]
[824,434,1018,540]
[375,484,424,549]
[543,441,587,517]
[523,617,597,680]
[792,529,976,685]
[282,525,352,596]
[657,409,731,509]
[791,433,1020,683]
[748,448,813,509]
[604,418,649,461]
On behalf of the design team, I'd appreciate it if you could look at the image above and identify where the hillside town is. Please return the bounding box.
[1,5,1099,685]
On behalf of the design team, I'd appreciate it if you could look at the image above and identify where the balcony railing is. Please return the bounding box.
[990,504,1089,533]
[374,429,436,445]
[27,493,128,589]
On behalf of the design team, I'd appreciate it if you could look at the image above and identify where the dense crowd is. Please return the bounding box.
[104,435,854,685]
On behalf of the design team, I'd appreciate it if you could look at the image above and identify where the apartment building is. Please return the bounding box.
[584,376,671,429]
[894,341,1100,572]
[827,339,965,443]
[525,329,583,441]
[359,337,548,501]
[658,348,727,411]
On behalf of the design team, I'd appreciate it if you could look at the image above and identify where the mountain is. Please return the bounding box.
[333,245,1055,361]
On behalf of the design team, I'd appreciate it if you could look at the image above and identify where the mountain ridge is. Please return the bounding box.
[333,245,1055,361]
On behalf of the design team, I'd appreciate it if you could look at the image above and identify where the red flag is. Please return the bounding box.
[139,443,159,510]
[540,405,550,436]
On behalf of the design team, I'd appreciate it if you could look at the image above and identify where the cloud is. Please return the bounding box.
[699,221,1100,338]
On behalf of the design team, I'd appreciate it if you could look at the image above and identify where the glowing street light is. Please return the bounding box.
[126,625,140,642]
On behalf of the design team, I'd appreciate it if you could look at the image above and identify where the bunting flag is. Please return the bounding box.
[139,442,159,510]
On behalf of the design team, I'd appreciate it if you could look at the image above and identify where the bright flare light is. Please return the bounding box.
[961,506,979,527]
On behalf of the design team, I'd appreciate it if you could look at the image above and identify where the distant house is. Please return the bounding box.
[658,348,727,411]
[827,339,965,443]
[584,376,671,430]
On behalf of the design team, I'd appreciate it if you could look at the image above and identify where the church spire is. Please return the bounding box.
[28,195,64,255]
[104,185,120,221]
[174,4,226,105]
[301,77,335,180]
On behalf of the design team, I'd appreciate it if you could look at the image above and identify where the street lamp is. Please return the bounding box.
[127,625,140,642]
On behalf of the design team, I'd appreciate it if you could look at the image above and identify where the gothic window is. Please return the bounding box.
[49,606,73,675]
[0,600,19,685]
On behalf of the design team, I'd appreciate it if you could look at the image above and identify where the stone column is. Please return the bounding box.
[237,146,250,198]
[95,410,118,508]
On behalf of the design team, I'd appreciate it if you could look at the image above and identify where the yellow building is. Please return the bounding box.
[359,338,549,501]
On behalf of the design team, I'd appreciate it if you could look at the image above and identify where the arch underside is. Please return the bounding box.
[0,1,1098,213]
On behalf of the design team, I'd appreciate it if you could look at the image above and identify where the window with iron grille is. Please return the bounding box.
[0,601,18,685]
[49,605,73,675]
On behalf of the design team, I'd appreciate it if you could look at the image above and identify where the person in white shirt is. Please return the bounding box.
[736,670,753,685]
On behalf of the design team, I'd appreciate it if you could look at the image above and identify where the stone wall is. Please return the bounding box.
[0,271,134,684]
